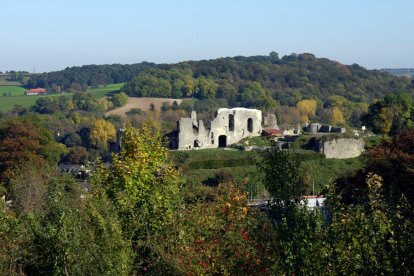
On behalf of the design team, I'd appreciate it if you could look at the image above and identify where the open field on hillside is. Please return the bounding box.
[87,83,124,98]
[0,83,125,112]
[0,85,26,96]
[105,97,183,117]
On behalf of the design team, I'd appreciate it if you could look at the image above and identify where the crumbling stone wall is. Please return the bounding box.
[176,108,262,150]
[320,138,364,159]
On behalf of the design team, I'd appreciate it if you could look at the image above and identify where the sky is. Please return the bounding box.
[0,0,413,72]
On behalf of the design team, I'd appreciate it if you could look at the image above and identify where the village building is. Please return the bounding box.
[25,88,47,95]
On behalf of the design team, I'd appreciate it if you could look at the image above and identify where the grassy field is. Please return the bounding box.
[0,83,125,112]
[170,147,364,200]
[0,85,26,96]
[87,83,124,98]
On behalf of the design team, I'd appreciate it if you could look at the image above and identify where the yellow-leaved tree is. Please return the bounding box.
[89,119,116,148]
[330,106,346,125]
[296,99,317,123]
[93,121,182,271]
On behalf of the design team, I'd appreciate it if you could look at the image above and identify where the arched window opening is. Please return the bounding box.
[247,118,253,133]
[229,114,234,131]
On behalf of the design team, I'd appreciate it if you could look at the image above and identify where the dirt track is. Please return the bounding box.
[105,97,182,117]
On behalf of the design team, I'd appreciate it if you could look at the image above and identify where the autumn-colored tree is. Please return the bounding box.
[98,97,114,111]
[89,119,116,148]
[157,182,275,275]
[94,122,181,271]
[296,99,317,123]
[330,106,346,125]
[362,93,412,135]
[0,117,67,192]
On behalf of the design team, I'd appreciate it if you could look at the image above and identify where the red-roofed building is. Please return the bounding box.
[262,128,282,137]
[26,88,48,96]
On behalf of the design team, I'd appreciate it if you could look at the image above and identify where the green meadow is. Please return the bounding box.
[0,85,26,96]
[0,83,125,112]
[170,145,364,199]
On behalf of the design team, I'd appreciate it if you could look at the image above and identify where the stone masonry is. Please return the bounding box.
[320,138,364,159]
[171,108,263,150]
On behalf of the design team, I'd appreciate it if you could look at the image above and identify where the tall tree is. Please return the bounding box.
[94,122,182,271]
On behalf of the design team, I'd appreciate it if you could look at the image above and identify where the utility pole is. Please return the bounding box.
[312,181,315,196]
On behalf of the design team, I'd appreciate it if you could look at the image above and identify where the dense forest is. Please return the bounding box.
[26,62,155,91]
[26,52,414,128]
[27,52,413,107]
[123,52,413,106]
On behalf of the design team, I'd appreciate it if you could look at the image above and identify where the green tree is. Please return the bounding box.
[111,92,129,107]
[26,174,132,275]
[240,81,277,110]
[259,147,325,274]
[0,117,67,194]
[158,182,275,275]
[362,93,412,135]
[94,122,182,271]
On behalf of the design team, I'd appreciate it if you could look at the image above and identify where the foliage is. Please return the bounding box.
[26,174,131,275]
[259,146,326,274]
[157,182,276,275]
[362,93,412,135]
[111,92,129,107]
[0,117,67,191]
[259,147,306,205]
[296,99,317,123]
[94,122,182,271]
[326,173,414,274]
[27,63,155,91]
[119,53,413,115]
[329,106,346,125]
[89,119,116,149]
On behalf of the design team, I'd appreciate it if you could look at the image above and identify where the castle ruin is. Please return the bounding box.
[167,108,268,150]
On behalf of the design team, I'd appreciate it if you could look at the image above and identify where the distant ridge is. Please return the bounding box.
[380,68,414,78]
[27,52,414,107]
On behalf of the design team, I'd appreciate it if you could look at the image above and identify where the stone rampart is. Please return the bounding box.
[320,138,364,159]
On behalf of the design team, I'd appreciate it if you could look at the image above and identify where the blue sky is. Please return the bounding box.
[0,0,413,72]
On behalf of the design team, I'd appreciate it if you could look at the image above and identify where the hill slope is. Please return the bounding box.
[122,53,414,108]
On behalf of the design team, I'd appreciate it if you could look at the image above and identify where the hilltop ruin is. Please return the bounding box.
[167,108,276,150]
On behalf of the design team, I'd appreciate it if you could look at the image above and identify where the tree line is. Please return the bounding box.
[26,62,155,91]
[24,52,413,116]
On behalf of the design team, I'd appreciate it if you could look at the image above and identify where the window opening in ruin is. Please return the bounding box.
[229,114,234,131]
[194,140,200,147]
[218,135,227,147]
[211,132,214,144]
[247,118,253,132]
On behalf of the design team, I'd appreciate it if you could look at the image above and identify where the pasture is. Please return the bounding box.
[0,85,26,96]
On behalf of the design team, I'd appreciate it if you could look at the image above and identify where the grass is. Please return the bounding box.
[87,83,124,98]
[0,85,26,96]
[0,83,125,112]
[301,153,364,193]
[170,147,364,200]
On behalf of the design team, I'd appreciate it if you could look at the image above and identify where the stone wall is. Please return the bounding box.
[176,108,262,150]
[320,138,364,159]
